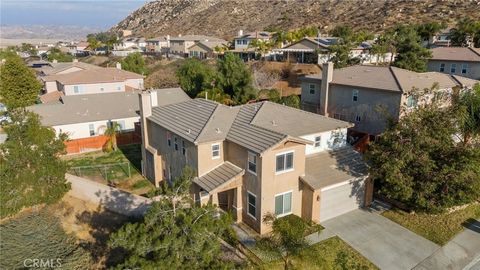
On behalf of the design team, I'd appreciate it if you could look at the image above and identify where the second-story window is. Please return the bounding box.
[439,63,445,72]
[182,140,186,156]
[450,63,457,73]
[242,39,248,45]
[236,40,241,45]
[74,85,80,94]
[174,137,178,151]
[248,152,257,174]
[309,84,315,94]
[212,143,220,159]
[167,132,171,147]
[314,136,321,147]
[276,151,294,173]
[355,115,362,122]
[88,124,95,136]
[461,64,469,74]
[352,89,359,102]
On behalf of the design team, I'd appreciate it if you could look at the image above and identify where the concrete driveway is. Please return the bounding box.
[321,209,439,270]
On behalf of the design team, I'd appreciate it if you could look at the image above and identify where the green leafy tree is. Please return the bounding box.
[0,48,19,60]
[47,47,74,62]
[20,43,38,56]
[216,53,257,104]
[109,167,234,269]
[0,56,42,109]
[257,214,309,270]
[392,25,432,72]
[365,99,480,213]
[105,35,119,55]
[416,21,447,48]
[87,36,101,52]
[375,30,397,64]
[0,111,70,217]
[454,83,480,145]
[450,17,480,47]
[120,52,148,75]
[249,39,273,60]
[176,58,215,98]
[329,26,373,68]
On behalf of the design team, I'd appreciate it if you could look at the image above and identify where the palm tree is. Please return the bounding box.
[87,36,101,54]
[454,84,480,145]
[249,39,273,60]
[103,121,120,152]
[417,22,446,48]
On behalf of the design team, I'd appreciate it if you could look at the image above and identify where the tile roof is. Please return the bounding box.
[148,98,351,154]
[301,147,368,190]
[430,47,480,62]
[29,88,188,126]
[43,68,144,85]
[193,161,244,193]
[302,65,479,93]
[236,31,272,40]
[41,62,100,75]
[189,40,228,51]
[170,35,224,42]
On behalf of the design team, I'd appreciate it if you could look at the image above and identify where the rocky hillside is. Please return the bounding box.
[111,0,480,38]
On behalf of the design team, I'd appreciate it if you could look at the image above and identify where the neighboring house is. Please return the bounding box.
[422,28,452,48]
[276,37,392,64]
[28,88,189,153]
[427,47,480,80]
[111,46,143,57]
[301,63,479,135]
[169,35,225,57]
[139,92,370,234]
[66,41,90,56]
[145,36,170,53]
[188,40,228,59]
[114,37,146,51]
[39,60,100,76]
[40,65,144,100]
[231,30,272,61]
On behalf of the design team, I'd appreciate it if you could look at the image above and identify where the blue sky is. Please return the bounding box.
[0,0,149,29]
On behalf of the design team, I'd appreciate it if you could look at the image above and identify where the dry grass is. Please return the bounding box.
[382,203,480,245]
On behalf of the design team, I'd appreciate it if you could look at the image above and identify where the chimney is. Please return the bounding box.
[320,62,333,116]
[116,62,122,69]
[73,58,78,63]
[139,91,152,178]
[150,90,158,107]
[238,29,243,36]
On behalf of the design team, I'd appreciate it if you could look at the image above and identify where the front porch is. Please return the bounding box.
[194,161,245,222]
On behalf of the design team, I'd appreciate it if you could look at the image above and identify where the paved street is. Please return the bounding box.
[322,209,439,270]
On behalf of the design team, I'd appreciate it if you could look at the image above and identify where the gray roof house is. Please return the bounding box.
[301,63,479,135]
[139,91,370,234]
[427,47,480,80]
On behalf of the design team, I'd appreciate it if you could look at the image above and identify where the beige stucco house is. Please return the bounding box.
[427,47,480,80]
[169,35,225,57]
[188,40,228,59]
[139,92,370,234]
[301,63,479,135]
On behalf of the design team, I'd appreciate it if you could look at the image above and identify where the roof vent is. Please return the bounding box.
[271,120,277,126]
[215,128,221,133]
[186,129,191,134]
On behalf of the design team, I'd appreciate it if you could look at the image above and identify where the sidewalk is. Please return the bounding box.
[413,219,480,270]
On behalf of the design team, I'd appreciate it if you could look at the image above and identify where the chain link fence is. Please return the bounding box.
[69,162,132,184]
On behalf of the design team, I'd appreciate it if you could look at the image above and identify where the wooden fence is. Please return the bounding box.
[65,131,141,154]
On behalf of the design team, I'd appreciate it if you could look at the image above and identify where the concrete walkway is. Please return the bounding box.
[413,219,480,270]
[321,209,439,270]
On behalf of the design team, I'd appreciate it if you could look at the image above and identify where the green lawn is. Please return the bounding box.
[64,144,155,195]
[382,203,480,245]
[262,236,378,270]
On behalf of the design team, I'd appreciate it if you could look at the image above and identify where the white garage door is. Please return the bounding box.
[319,179,365,222]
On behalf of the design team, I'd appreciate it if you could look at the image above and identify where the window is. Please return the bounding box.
[174,137,178,151]
[439,63,445,72]
[275,191,292,216]
[276,151,294,173]
[314,136,321,147]
[248,152,257,174]
[88,124,95,136]
[355,115,362,122]
[247,192,256,219]
[450,63,457,73]
[167,132,171,147]
[461,64,469,74]
[309,84,315,94]
[212,143,220,159]
[117,120,125,130]
[406,95,417,108]
[236,40,242,45]
[117,86,122,91]
[74,85,80,94]
[352,89,359,102]
[242,40,248,45]
[100,87,104,92]
[182,140,186,156]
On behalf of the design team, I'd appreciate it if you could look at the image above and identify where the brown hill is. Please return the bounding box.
[110,0,480,38]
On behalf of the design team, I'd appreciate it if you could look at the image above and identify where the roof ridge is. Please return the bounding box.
[469,47,480,58]
[389,66,405,93]
[193,100,221,142]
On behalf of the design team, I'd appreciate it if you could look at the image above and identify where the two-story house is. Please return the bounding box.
[427,47,480,80]
[169,35,225,57]
[232,30,272,61]
[301,63,479,135]
[145,36,170,53]
[139,92,370,234]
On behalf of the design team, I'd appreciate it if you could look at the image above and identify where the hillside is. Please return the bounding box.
[110,0,480,38]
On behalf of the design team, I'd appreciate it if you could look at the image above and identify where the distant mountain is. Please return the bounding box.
[0,25,102,41]
[110,0,480,38]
